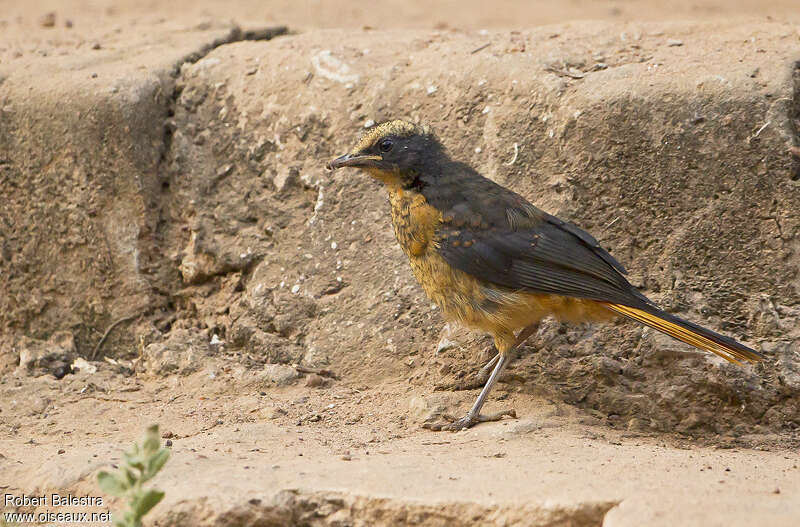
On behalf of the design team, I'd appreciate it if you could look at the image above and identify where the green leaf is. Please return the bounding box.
[98,424,169,527]
[142,425,161,455]
[97,471,127,496]
[143,449,170,482]
[124,467,137,488]
[133,489,165,517]
[123,452,145,472]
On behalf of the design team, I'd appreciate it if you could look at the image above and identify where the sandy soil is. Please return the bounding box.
[3,366,799,525]
[1,2,800,526]
[1,0,800,32]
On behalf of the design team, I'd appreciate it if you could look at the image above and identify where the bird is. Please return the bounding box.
[326,119,763,431]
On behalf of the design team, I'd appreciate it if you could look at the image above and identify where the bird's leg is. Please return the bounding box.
[424,351,515,431]
[425,325,539,432]
[476,323,538,380]
[476,352,500,379]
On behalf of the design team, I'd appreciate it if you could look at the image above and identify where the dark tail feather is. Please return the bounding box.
[601,302,763,365]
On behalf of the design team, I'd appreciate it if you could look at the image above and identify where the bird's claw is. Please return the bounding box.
[422,408,517,431]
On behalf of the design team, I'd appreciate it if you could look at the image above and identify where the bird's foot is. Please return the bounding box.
[423,408,517,432]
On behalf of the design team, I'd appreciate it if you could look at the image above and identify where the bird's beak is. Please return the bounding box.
[326,153,382,171]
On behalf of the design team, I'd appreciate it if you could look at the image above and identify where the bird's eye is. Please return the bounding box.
[379,139,393,153]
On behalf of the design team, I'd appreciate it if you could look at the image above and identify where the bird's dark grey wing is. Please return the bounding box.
[539,211,628,276]
[435,210,648,307]
[420,161,645,305]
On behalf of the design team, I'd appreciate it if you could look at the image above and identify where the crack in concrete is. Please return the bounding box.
[145,24,289,325]
[167,25,288,78]
[158,25,288,165]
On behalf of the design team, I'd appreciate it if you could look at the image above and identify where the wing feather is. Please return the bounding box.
[423,162,645,307]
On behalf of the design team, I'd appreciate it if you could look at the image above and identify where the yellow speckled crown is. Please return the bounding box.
[352,120,432,154]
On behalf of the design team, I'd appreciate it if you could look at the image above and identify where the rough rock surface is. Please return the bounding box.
[0,16,286,360]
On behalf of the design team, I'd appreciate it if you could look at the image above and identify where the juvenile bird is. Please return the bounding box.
[326,120,763,431]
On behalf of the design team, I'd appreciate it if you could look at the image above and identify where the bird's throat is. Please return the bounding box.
[365,167,403,189]
[387,186,441,258]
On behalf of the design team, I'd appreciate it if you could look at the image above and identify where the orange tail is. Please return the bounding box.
[601,302,763,365]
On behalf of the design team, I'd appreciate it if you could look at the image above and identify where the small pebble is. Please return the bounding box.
[52,366,70,380]
[667,39,683,47]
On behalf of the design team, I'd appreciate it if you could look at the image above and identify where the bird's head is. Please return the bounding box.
[326,120,441,188]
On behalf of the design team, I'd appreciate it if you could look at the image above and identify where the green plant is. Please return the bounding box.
[97,424,170,527]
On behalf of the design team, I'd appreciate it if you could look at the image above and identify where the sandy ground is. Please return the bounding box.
[3,367,799,525]
[1,0,800,32]
[2,1,800,526]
